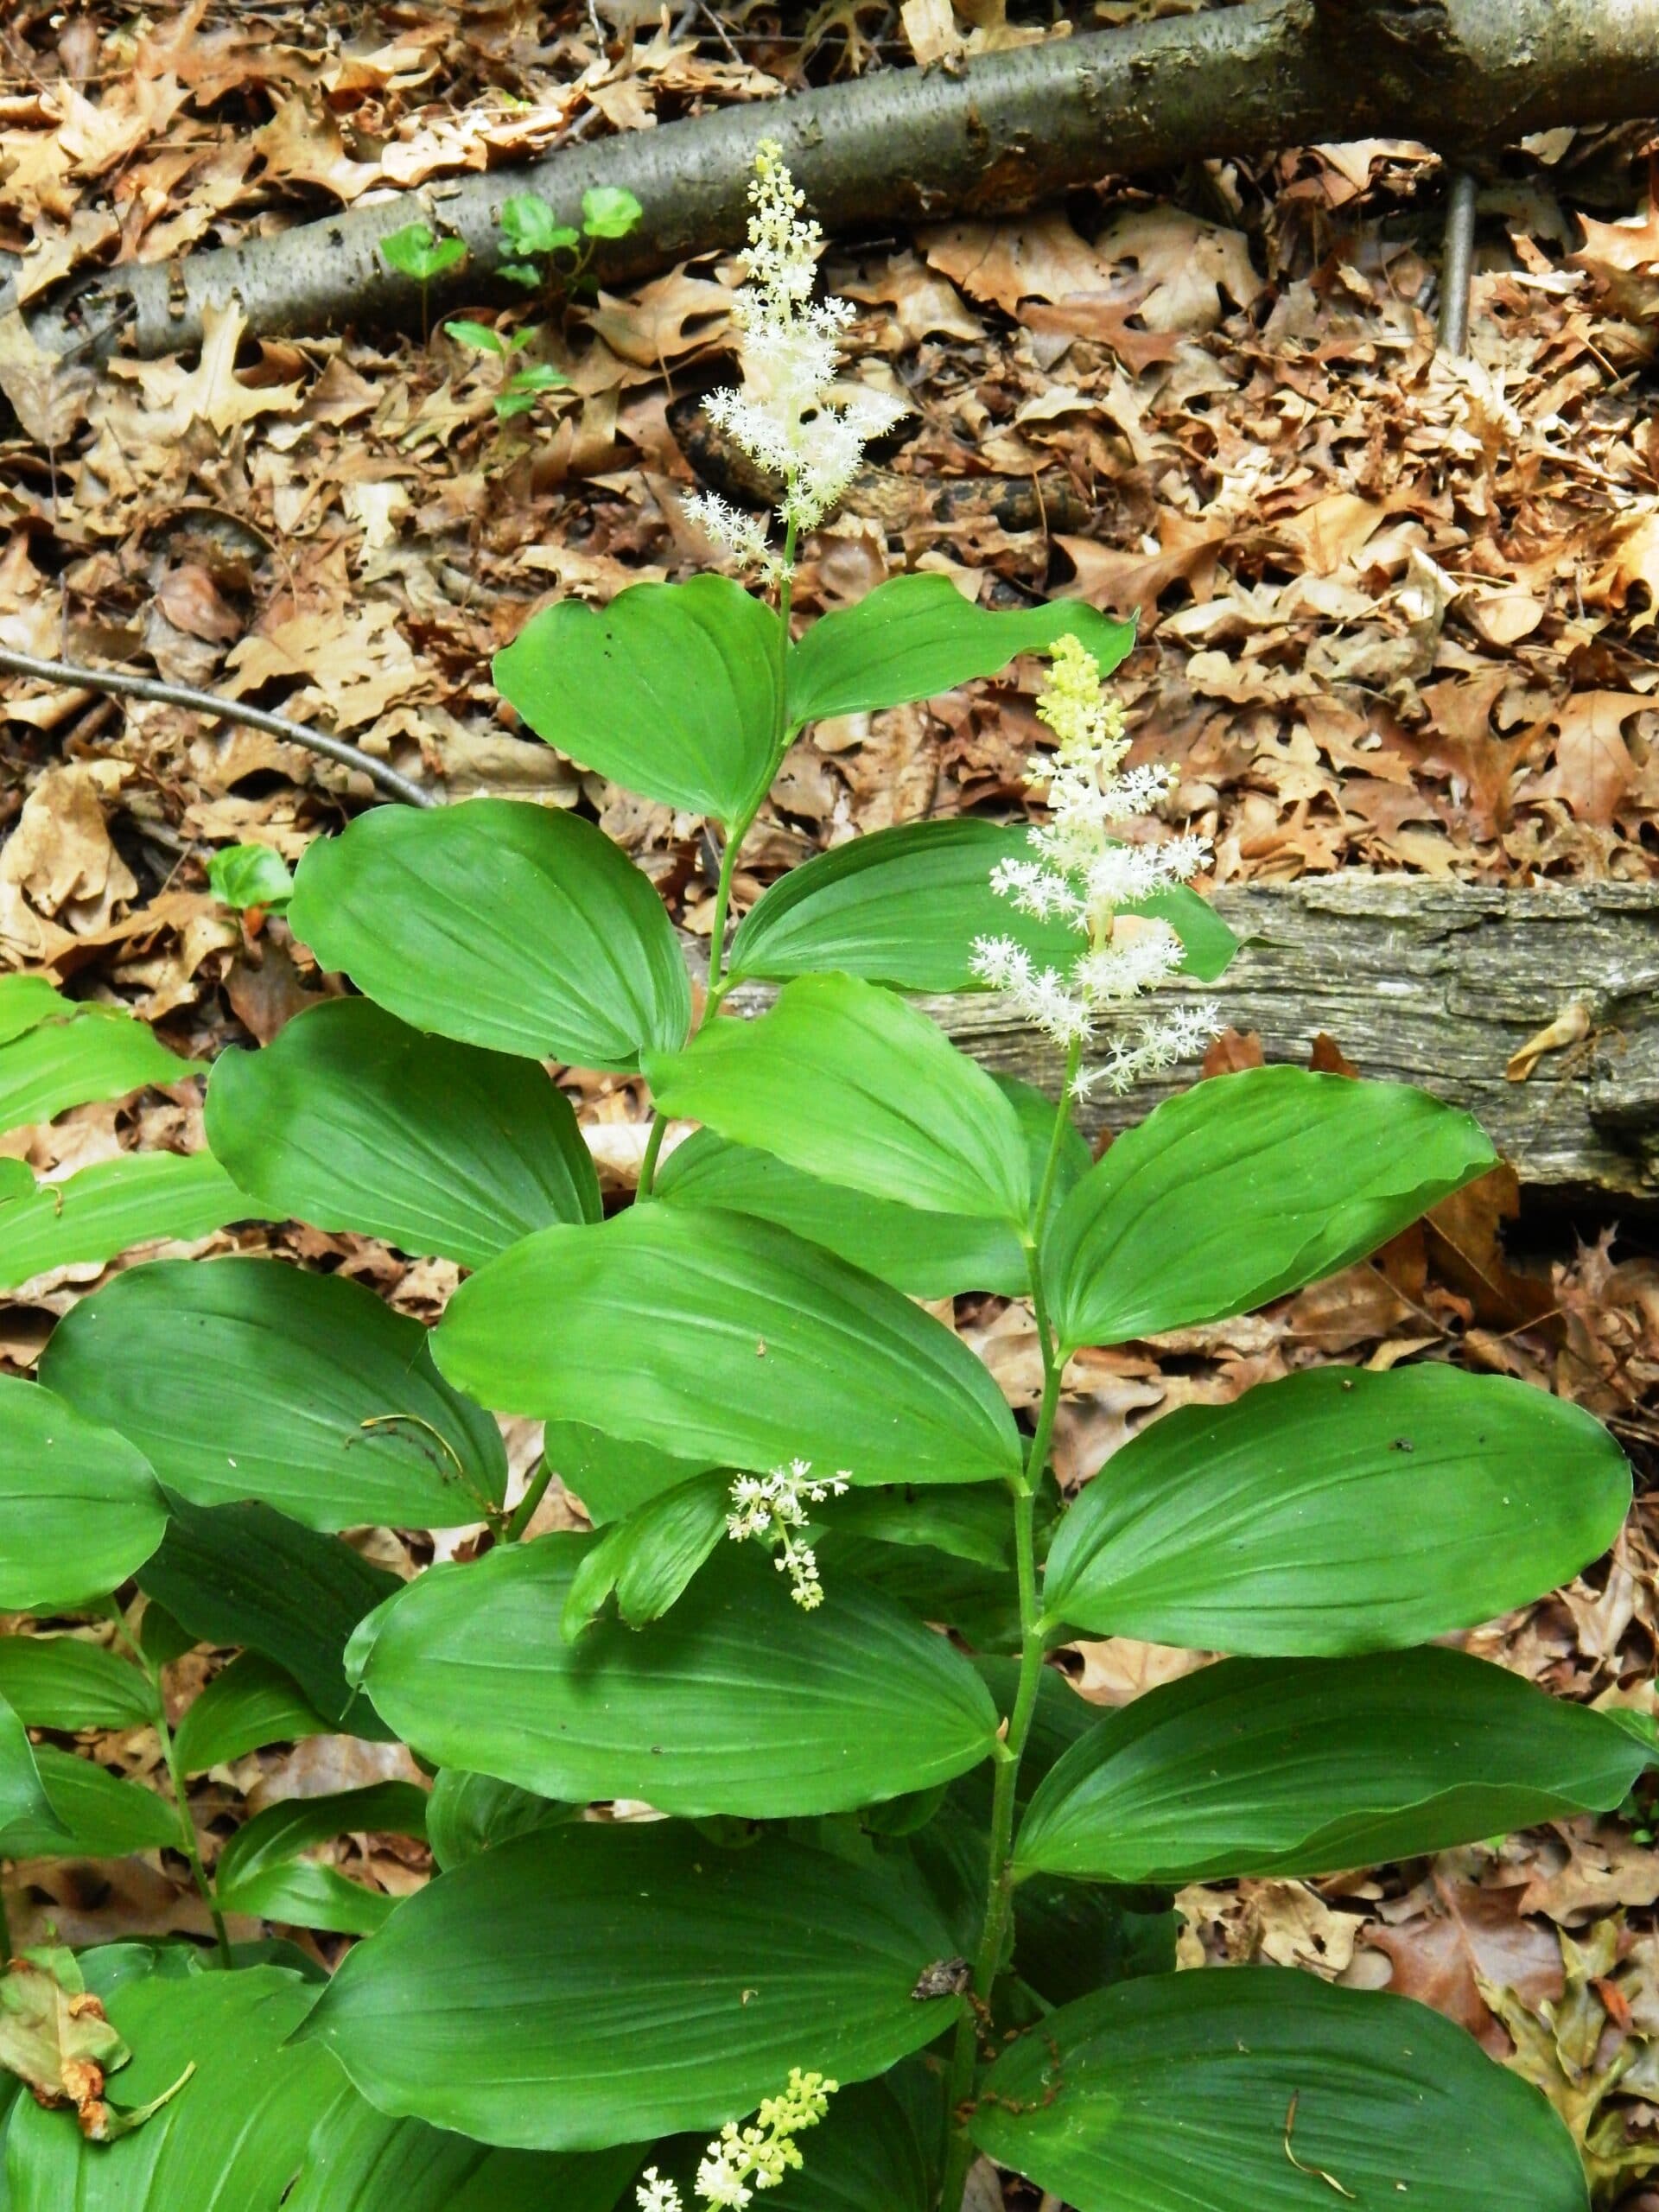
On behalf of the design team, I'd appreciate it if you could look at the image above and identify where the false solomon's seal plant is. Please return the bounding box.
[0,143,1639,2212]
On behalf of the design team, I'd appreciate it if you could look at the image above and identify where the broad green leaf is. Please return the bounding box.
[0,1155,34,1202]
[287,798,691,1072]
[655,1073,1090,1299]
[137,1497,398,1733]
[216,1783,428,1897]
[442,318,505,355]
[1040,1364,1630,1651]
[6,1955,639,2212]
[427,1768,571,1871]
[298,1821,962,2150]
[499,193,575,257]
[350,1536,998,1817]
[785,575,1135,727]
[493,576,784,823]
[214,1782,427,1934]
[0,1694,66,1847]
[648,974,1030,1223]
[1046,1066,1497,1351]
[172,1653,330,1775]
[0,1153,254,1294]
[206,999,599,1270]
[540,1417,715,1525]
[969,1971,1586,2212]
[1014,1647,1648,1885]
[0,1747,178,1859]
[0,1637,150,1730]
[435,1205,1022,1487]
[42,1257,507,1531]
[0,976,73,1046]
[206,842,293,911]
[560,1470,730,1638]
[728,817,1236,991]
[0,1003,187,1135]
[0,1378,167,1611]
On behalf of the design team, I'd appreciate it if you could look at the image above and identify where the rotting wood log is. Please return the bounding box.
[17,0,1659,360]
[718,877,1659,1204]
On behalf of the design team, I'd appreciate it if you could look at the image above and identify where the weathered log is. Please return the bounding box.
[721,878,1659,1203]
[19,0,1659,360]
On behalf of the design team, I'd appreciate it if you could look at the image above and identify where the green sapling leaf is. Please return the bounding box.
[378,222,467,285]
[443,318,505,355]
[499,194,580,259]
[207,842,295,912]
[581,185,643,238]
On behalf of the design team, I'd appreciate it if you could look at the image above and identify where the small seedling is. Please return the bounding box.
[207,842,294,914]
[378,220,468,340]
[492,186,642,296]
[442,320,571,422]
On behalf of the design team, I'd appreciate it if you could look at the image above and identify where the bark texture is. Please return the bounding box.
[722,878,1659,1202]
[22,0,1659,359]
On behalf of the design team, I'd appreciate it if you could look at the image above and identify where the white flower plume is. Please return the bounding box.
[686,140,904,572]
[727,1459,849,1610]
[637,2071,836,2212]
[971,634,1220,1094]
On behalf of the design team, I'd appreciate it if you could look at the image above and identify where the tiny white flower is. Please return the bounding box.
[727,1460,849,1609]
[637,2169,684,2212]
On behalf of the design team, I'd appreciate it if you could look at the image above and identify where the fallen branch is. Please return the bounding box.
[21,0,1659,359]
[0,648,435,810]
[719,878,1659,1203]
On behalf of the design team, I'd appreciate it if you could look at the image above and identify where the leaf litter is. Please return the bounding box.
[0,3,1657,2187]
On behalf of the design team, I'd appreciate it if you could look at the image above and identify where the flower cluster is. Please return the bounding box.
[971,634,1220,1097]
[637,2070,837,2211]
[686,141,904,573]
[727,1459,849,1610]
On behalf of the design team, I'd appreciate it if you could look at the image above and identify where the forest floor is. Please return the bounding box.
[3,2,1659,2196]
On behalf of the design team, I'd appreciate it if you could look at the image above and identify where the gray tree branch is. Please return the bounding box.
[18,0,1659,359]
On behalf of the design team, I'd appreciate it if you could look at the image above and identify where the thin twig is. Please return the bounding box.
[0,646,435,809]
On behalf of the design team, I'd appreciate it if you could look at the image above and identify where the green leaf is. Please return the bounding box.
[0,1378,167,1611]
[656,1072,1089,1299]
[298,1821,962,2150]
[1014,1646,1648,1886]
[785,576,1135,727]
[728,817,1236,992]
[443,318,505,354]
[0,1004,188,1136]
[648,974,1031,1224]
[377,224,466,283]
[171,1653,331,1775]
[206,842,293,912]
[213,1782,426,1930]
[137,1497,399,1733]
[581,185,643,238]
[497,260,543,286]
[0,1694,66,1846]
[499,194,578,258]
[0,1637,150,1730]
[205,999,599,1271]
[0,1153,255,1294]
[1046,1067,1497,1351]
[0,976,76,1046]
[6,1954,639,2212]
[540,1418,715,1524]
[427,1768,571,1871]
[435,1205,1023,1487]
[969,1971,1587,2212]
[288,798,690,1072]
[0,1747,178,1859]
[560,1469,730,1637]
[1040,1364,1630,1651]
[41,1257,507,1532]
[352,1536,996,1818]
[493,576,783,823]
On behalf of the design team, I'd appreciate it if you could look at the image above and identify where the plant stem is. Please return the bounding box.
[155,1689,232,1968]
[635,1110,668,1199]
[505,1455,555,1541]
[938,1056,1078,2212]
